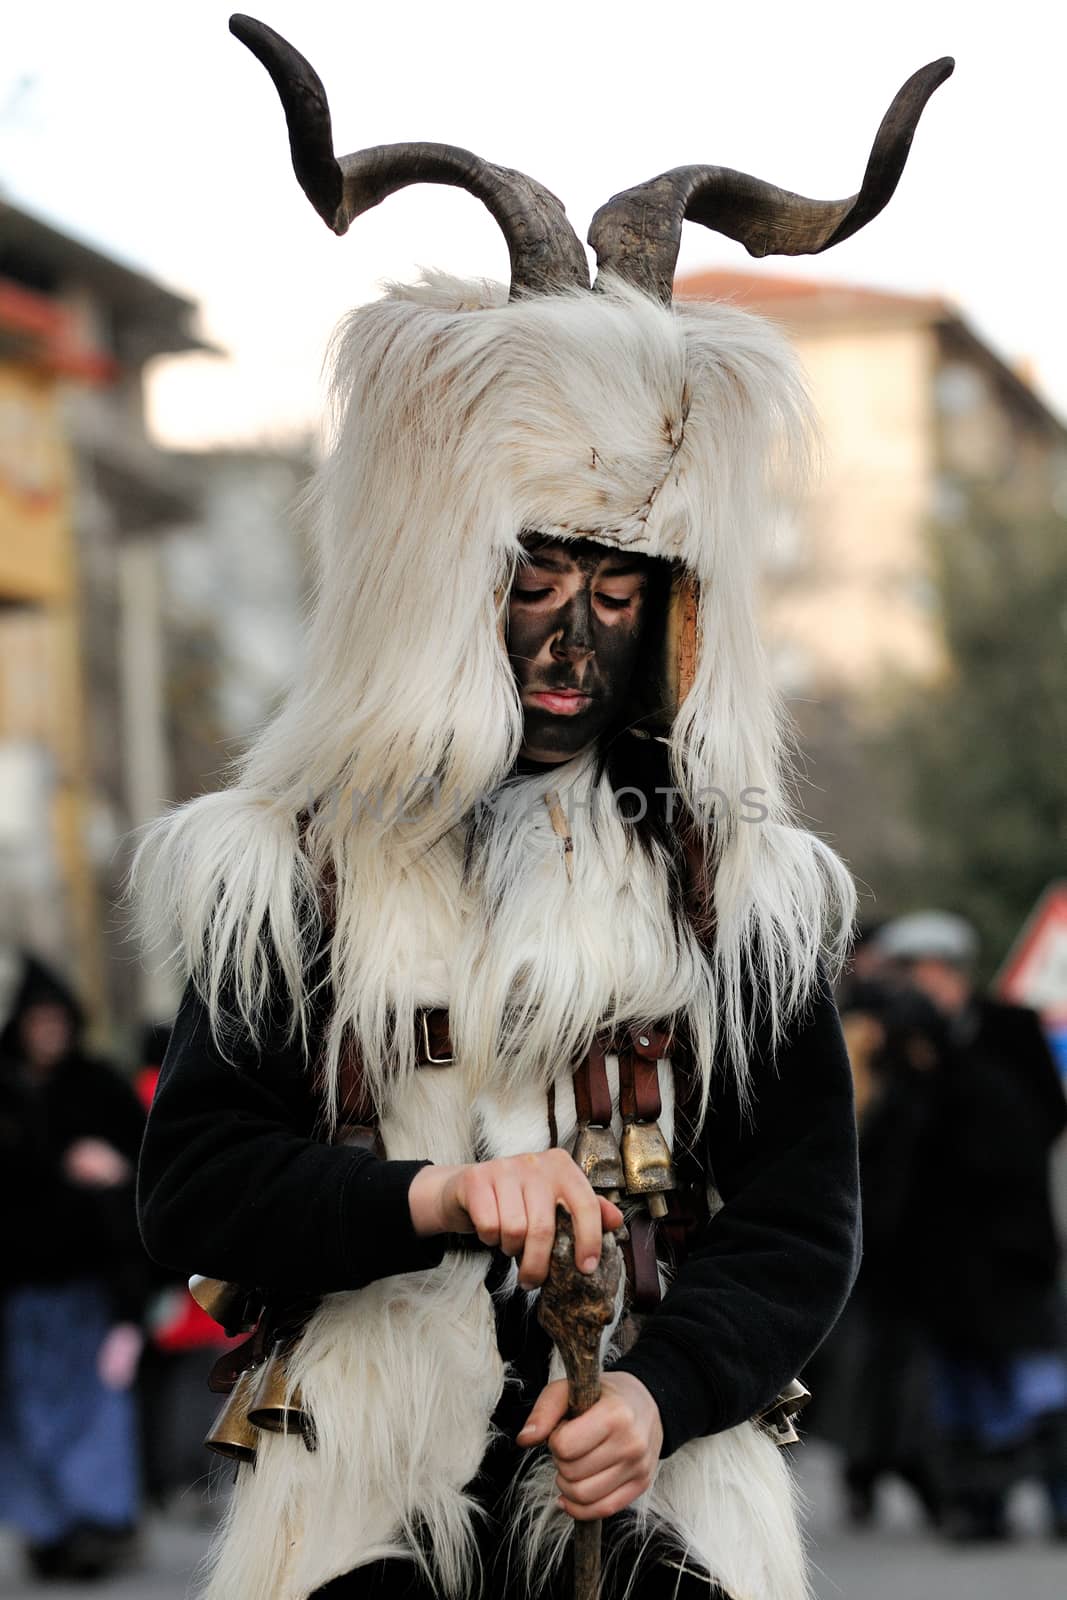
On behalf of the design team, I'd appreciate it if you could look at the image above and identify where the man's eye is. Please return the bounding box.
[513,586,552,602]
[596,593,632,611]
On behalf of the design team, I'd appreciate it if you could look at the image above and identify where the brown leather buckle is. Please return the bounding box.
[420,1010,454,1065]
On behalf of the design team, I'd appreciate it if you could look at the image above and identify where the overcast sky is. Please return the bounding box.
[3,0,1064,447]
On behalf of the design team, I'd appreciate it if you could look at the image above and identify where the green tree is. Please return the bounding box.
[877,501,1067,971]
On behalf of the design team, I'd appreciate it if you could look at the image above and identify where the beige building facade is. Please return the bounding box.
[676,271,1067,697]
[0,201,207,1033]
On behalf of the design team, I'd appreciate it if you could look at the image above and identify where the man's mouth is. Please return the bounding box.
[527,688,593,717]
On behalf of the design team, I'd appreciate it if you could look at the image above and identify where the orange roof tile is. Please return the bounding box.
[675,268,947,323]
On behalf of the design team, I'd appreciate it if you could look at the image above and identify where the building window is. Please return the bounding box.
[935,362,985,418]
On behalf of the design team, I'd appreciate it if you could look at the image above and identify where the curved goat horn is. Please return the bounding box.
[588,58,954,304]
[229,14,589,299]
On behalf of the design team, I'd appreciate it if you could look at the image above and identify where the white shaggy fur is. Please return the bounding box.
[513,1417,810,1600]
[453,756,720,1108]
[202,1070,505,1600]
[137,272,854,1108]
[201,1055,809,1600]
[142,273,854,1599]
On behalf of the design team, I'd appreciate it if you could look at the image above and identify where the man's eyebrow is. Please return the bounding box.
[597,560,647,578]
[523,551,571,573]
[522,548,647,578]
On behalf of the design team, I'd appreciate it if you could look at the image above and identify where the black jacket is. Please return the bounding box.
[138,973,859,1459]
[915,999,1067,1355]
[0,961,148,1320]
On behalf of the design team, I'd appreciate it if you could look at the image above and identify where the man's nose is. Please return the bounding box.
[550,594,595,661]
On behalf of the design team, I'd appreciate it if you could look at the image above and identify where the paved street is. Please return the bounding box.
[1,1444,1064,1598]
[802,1444,1065,1600]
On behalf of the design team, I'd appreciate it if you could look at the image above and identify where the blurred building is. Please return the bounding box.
[0,198,207,1033]
[676,270,1067,695]
[159,444,312,803]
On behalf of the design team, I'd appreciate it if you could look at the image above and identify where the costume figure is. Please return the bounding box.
[137,18,952,1598]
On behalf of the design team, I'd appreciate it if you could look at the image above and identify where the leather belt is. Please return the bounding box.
[334,1010,452,1118]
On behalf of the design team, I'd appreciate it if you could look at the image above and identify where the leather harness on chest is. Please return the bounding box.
[200,820,810,1459]
[332,1010,708,1316]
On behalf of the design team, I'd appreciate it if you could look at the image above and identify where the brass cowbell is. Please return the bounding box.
[247,1341,315,1449]
[204,1365,261,1464]
[188,1274,258,1336]
[620,1120,676,1219]
[572,1124,624,1201]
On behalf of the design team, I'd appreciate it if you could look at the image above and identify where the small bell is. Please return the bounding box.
[620,1120,677,1219]
[247,1342,315,1449]
[777,1377,812,1415]
[204,1365,261,1464]
[766,1412,801,1447]
[571,1124,624,1201]
[188,1275,258,1336]
[757,1379,811,1448]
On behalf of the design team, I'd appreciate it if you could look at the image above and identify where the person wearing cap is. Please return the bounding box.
[876,911,1067,1541]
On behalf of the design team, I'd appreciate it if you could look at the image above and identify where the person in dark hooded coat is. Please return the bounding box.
[0,957,147,1580]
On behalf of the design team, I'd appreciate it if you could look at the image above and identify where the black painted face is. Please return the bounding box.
[506,536,651,763]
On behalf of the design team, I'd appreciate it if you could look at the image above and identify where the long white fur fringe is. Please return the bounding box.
[200,1062,809,1600]
[136,273,854,1123]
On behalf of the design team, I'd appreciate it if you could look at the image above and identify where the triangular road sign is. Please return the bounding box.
[996,881,1067,1025]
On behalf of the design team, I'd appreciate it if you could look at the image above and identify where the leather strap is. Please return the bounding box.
[572,1034,614,1127]
[335,1033,375,1124]
[208,1317,271,1395]
[623,1214,662,1311]
[334,1009,453,1120]
[332,997,702,1326]
[680,826,716,946]
[297,835,717,1385]
[617,1040,663,1123]
[337,1122,385,1158]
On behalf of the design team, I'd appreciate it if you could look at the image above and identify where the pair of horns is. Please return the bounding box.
[230,14,952,304]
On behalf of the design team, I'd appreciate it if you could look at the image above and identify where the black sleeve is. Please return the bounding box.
[1006,1005,1067,1145]
[80,1058,149,1165]
[610,973,861,1458]
[137,982,447,1295]
[80,1063,153,1323]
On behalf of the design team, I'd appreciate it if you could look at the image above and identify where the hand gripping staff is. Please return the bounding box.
[537,1208,624,1600]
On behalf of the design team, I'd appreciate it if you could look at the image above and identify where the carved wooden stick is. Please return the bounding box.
[537,1207,623,1600]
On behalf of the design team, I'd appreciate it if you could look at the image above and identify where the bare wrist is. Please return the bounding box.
[409,1163,462,1236]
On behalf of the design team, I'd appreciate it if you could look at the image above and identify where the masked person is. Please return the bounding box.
[136,19,952,1600]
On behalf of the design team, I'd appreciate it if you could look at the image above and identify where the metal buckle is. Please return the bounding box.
[420,1012,454,1065]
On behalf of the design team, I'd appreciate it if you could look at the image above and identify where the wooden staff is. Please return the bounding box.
[537,1207,623,1600]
